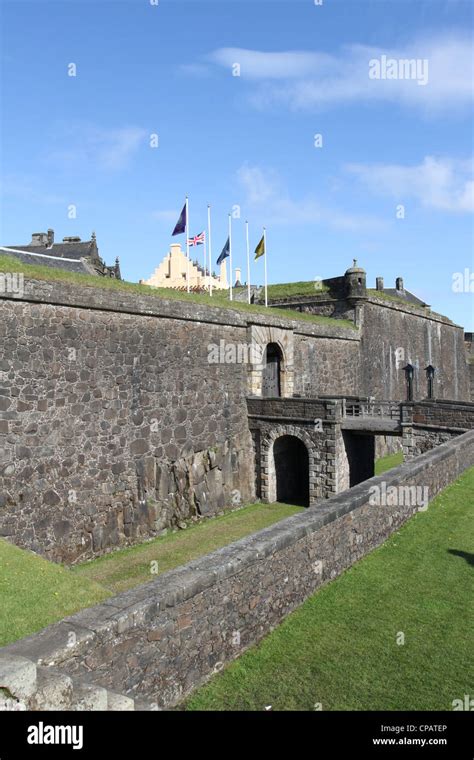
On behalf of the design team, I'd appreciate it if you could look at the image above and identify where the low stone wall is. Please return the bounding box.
[2,431,473,710]
[408,400,474,429]
[410,426,464,456]
[0,653,150,711]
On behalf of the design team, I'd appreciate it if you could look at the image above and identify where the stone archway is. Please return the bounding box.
[247,325,294,397]
[260,424,316,505]
[273,435,309,506]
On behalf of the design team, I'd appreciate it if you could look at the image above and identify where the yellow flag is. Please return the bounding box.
[254,235,265,260]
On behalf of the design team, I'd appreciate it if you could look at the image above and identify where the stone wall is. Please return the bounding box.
[294,335,359,397]
[0,653,143,711]
[271,297,355,322]
[409,400,474,429]
[0,279,357,562]
[3,431,473,710]
[358,299,469,401]
[374,434,403,460]
[411,427,461,456]
[267,293,470,403]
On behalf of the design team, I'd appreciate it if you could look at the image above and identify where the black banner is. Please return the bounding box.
[0,711,472,758]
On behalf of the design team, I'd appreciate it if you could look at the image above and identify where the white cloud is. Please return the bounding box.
[207,34,473,112]
[237,162,385,231]
[346,156,474,213]
[46,124,147,171]
[209,48,334,80]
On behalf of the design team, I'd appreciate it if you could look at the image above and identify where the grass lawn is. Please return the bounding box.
[0,539,111,648]
[0,254,354,330]
[73,502,302,595]
[266,280,330,300]
[1,503,301,645]
[375,451,404,475]
[186,466,474,711]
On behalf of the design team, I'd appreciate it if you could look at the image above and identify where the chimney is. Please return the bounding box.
[396,277,404,292]
[47,228,54,247]
[376,276,384,291]
[31,232,48,246]
[235,267,241,285]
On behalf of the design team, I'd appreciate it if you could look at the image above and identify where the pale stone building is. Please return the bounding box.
[140,243,228,290]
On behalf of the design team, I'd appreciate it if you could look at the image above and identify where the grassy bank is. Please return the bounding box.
[186,467,474,711]
[374,451,404,475]
[0,254,355,329]
[1,502,302,645]
[0,539,110,647]
[73,502,302,594]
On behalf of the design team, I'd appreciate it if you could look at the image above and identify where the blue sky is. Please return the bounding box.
[1,0,473,327]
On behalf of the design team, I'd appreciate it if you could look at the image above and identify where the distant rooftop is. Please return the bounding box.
[2,229,121,279]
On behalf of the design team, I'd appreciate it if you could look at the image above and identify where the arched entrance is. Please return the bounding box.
[273,435,310,507]
[262,343,282,397]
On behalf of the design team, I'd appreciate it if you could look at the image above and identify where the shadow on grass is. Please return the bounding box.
[448,549,474,566]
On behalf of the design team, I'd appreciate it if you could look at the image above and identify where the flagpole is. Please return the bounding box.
[185,195,190,293]
[263,226,267,307]
[228,213,233,302]
[202,230,207,294]
[245,220,251,304]
[207,204,212,297]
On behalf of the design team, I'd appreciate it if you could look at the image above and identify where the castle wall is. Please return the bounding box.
[0,279,358,563]
[293,334,359,396]
[4,430,472,710]
[358,300,469,401]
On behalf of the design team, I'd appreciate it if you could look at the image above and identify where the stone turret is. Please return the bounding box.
[344,259,367,300]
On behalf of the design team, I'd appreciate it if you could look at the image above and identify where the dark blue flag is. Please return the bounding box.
[217,236,230,265]
[172,203,187,236]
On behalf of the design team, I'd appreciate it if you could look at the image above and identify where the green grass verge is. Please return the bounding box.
[186,466,474,711]
[73,502,302,595]
[0,539,111,647]
[375,451,404,475]
[367,289,451,322]
[0,254,354,329]
[266,280,330,300]
[1,502,302,644]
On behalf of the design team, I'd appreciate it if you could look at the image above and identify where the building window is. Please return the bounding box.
[403,364,414,401]
[425,365,435,400]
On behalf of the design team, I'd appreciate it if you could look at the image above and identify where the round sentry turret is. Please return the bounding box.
[344,259,367,299]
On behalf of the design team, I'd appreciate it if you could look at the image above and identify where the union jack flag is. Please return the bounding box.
[187,231,205,246]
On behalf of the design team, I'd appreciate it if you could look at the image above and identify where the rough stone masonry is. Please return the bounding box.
[2,430,472,709]
[0,273,470,562]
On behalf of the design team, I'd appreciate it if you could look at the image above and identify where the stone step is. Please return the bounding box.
[70,682,108,711]
[32,668,73,711]
[0,654,37,701]
[107,691,135,711]
[133,697,160,711]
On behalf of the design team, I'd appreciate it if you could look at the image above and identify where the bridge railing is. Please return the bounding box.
[342,399,402,420]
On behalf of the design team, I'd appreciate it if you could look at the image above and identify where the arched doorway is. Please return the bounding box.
[273,435,309,507]
[262,343,282,397]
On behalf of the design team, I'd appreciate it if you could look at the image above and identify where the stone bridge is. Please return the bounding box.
[247,396,474,507]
